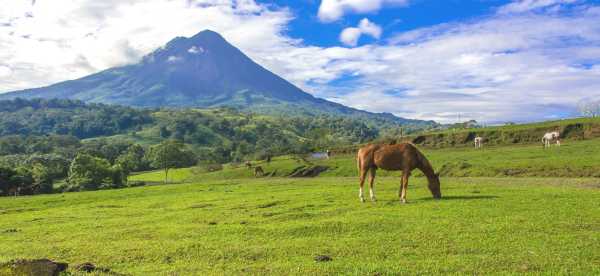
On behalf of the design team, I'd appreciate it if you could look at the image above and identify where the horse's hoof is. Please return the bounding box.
[360,198,365,203]
[371,198,377,202]
[400,199,407,204]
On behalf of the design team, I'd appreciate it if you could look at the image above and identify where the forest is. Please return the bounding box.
[0,98,400,196]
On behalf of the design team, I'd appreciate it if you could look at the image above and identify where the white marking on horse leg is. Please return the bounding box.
[359,187,365,202]
[370,187,376,202]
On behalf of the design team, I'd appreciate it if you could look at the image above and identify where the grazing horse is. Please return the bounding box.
[7,186,20,197]
[474,136,483,149]
[357,143,441,203]
[254,166,264,177]
[542,131,561,148]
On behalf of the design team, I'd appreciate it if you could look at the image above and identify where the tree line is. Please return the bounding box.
[0,98,393,197]
[0,140,195,196]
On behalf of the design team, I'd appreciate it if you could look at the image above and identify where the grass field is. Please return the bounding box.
[3,139,600,274]
[130,138,600,183]
[1,176,599,274]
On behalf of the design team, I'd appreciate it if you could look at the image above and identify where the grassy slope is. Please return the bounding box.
[429,117,600,135]
[130,138,600,182]
[1,177,599,274]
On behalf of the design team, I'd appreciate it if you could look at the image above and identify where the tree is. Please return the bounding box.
[577,99,600,117]
[116,144,149,173]
[148,140,196,184]
[31,163,53,194]
[0,167,16,196]
[67,153,124,191]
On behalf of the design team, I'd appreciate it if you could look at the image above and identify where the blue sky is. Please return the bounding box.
[1,0,600,123]
[271,0,511,47]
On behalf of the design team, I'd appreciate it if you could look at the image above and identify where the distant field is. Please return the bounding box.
[1,177,599,274]
[427,117,600,135]
[130,138,600,183]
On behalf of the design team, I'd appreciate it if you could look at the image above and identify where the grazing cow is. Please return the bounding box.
[542,131,561,148]
[254,166,264,177]
[356,143,441,203]
[474,136,483,149]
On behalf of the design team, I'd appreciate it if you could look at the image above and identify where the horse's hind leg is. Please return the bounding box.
[368,168,377,202]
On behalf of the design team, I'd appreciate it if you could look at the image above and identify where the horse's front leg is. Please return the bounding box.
[369,169,376,202]
[400,170,410,203]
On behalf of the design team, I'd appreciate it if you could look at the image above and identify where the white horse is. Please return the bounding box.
[542,131,560,148]
[474,136,483,149]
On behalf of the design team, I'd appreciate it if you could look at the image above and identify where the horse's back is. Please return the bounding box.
[371,143,418,171]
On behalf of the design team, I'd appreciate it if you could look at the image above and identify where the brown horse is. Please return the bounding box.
[357,143,441,203]
[254,166,264,177]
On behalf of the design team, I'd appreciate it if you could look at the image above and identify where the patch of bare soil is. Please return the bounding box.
[0,259,67,276]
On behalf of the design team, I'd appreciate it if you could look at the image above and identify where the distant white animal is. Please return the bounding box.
[542,131,561,148]
[474,136,483,149]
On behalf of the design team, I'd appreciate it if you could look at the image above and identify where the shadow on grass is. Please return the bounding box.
[421,195,499,201]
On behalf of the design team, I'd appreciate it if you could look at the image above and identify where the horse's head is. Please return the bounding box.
[428,172,442,199]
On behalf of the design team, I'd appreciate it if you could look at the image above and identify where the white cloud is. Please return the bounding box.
[318,0,409,22]
[0,0,293,92]
[167,55,183,63]
[339,18,382,47]
[498,0,580,14]
[188,46,204,54]
[0,65,12,78]
[1,0,600,123]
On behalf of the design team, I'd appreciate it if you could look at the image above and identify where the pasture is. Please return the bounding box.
[1,177,599,274]
[2,139,600,274]
[130,137,600,183]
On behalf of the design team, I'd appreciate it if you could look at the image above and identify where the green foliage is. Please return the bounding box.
[0,98,153,139]
[116,144,150,173]
[67,153,125,191]
[31,163,53,194]
[148,140,196,183]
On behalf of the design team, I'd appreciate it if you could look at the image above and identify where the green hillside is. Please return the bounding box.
[400,117,600,148]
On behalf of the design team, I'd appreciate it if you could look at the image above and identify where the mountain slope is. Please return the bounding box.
[0,30,434,128]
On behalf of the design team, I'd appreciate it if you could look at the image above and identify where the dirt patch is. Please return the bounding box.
[0,259,67,276]
[289,166,329,177]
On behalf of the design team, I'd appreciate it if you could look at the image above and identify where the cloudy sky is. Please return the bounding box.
[1,0,600,123]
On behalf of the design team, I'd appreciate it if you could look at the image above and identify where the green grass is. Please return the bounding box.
[1,177,599,274]
[131,138,600,182]
[423,116,600,135]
